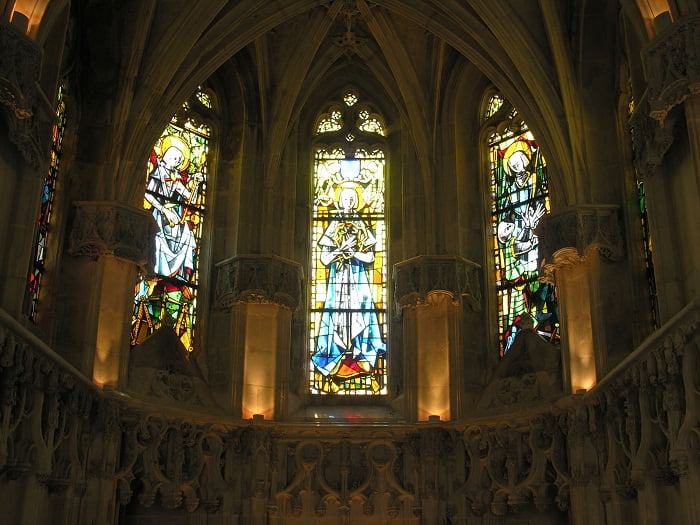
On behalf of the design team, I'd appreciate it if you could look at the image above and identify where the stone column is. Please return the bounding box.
[60,201,156,387]
[393,255,481,421]
[0,20,54,318]
[634,13,700,320]
[215,255,302,419]
[538,205,624,393]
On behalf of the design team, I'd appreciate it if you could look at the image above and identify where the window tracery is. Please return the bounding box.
[309,90,387,395]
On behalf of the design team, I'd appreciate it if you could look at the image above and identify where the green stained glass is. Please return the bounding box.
[131,98,210,351]
[490,116,558,354]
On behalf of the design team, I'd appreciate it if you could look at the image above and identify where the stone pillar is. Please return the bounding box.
[60,201,156,387]
[394,255,481,421]
[634,14,700,320]
[0,20,53,318]
[215,255,302,419]
[538,205,624,393]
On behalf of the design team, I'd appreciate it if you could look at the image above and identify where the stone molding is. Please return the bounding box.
[0,21,50,170]
[393,255,482,311]
[643,14,700,123]
[215,254,302,309]
[537,205,623,270]
[68,201,157,268]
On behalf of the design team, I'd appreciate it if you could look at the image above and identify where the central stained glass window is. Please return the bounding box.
[309,91,387,394]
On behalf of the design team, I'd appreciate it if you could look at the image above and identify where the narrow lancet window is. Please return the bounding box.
[131,90,211,351]
[28,84,66,322]
[310,90,387,394]
[487,99,558,354]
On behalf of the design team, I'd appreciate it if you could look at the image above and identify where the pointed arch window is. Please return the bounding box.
[27,83,67,322]
[131,88,214,351]
[484,93,558,354]
[309,89,388,395]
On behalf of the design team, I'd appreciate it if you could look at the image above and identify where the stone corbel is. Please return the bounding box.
[68,201,157,269]
[215,255,302,310]
[629,95,680,179]
[0,20,51,170]
[393,255,482,312]
[643,14,700,124]
[536,205,624,283]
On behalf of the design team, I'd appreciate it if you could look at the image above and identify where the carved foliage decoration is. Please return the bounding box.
[68,201,157,268]
[215,255,302,309]
[536,205,624,266]
[0,21,50,171]
[643,14,700,123]
[393,255,482,312]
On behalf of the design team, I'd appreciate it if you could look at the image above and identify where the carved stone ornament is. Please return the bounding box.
[629,94,680,179]
[215,254,302,309]
[68,201,158,269]
[393,255,482,311]
[0,21,50,171]
[643,14,700,123]
[537,205,623,270]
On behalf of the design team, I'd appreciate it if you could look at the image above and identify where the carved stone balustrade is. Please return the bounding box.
[1,298,700,522]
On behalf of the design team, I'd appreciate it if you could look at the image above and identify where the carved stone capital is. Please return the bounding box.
[68,201,157,268]
[0,21,49,170]
[393,255,481,311]
[643,14,700,123]
[537,205,623,268]
[215,255,302,309]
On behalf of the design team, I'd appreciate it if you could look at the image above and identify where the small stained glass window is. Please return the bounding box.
[357,108,385,136]
[316,109,343,134]
[489,102,558,354]
[195,88,213,109]
[131,90,211,351]
[484,94,504,121]
[344,92,358,106]
[28,83,66,322]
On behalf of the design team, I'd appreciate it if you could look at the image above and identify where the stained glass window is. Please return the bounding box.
[27,83,66,322]
[309,92,387,395]
[357,108,385,136]
[316,109,343,134]
[628,95,660,327]
[489,107,558,354]
[131,91,210,351]
[343,91,358,106]
[484,94,504,121]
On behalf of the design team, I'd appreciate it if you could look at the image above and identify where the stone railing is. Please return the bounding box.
[1,300,700,523]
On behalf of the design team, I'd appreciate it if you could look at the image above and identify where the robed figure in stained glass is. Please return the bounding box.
[494,137,557,352]
[145,134,204,280]
[311,182,386,389]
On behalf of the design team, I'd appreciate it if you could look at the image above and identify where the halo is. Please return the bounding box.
[503,138,531,163]
[333,181,364,210]
[155,134,191,171]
